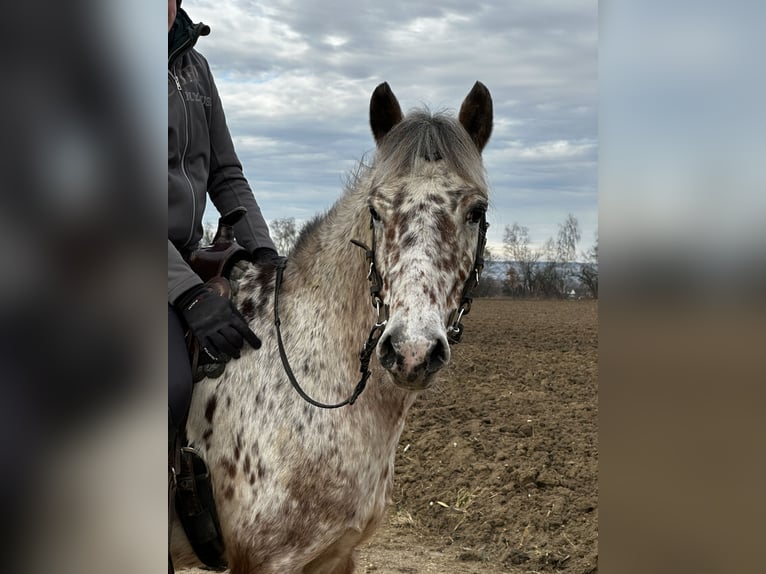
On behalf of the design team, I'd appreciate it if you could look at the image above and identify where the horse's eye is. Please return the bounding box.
[467,207,485,224]
[369,207,382,222]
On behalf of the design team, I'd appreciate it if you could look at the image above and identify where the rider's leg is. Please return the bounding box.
[168,304,192,573]
[169,304,192,432]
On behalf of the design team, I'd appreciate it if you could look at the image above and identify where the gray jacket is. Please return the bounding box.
[168,9,275,303]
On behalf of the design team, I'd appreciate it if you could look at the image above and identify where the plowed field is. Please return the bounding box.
[185,299,598,573]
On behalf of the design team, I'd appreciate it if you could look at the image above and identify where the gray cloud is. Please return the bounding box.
[183,0,597,253]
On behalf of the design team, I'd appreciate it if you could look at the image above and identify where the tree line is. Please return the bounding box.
[477,214,598,299]
[203,214,598,299]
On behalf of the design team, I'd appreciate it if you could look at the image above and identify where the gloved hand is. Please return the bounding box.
[175,284,261,363]
[251,247,288,268]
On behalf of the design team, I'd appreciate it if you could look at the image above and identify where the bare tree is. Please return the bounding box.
[534,237,563,297]
[556,213,581,264]
[576,230,598,298]
[556,213,581,296]
[503,223,538,296]
[270,217,301,255]
[504,264,522,296]
[504,215,582,298]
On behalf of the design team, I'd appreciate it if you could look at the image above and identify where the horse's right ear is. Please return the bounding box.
[459,81,493,152]
[370,82,404,145]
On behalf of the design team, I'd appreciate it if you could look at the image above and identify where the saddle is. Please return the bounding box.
[171,207,250,572]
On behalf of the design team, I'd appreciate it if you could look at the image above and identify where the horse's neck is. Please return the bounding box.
[287,194,372,335]
[280,188,415,424]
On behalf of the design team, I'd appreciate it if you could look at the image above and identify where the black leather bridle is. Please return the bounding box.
[446,213,489,343]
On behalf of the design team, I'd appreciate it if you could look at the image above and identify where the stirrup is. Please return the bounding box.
[175,446,228,570]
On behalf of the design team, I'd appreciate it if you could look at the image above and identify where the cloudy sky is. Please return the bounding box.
[184,0,597,256]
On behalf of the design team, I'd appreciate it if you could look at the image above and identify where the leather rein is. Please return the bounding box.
[273,209,488,409]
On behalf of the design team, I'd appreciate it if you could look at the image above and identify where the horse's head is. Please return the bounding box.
[366,81,493,390]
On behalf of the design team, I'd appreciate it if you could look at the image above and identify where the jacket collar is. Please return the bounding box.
[168,8,210,67]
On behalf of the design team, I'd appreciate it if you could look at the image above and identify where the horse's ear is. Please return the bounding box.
[459,81,493,152]
[370,82,404,145]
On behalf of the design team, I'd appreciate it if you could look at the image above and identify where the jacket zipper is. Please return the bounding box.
[170,67,197,246]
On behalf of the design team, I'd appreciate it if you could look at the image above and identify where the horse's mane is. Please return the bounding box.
[290,212,324,256]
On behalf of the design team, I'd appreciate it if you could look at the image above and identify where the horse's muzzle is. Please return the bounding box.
[377,326,450,389]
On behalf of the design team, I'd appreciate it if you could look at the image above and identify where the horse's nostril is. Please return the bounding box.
[378,332,396,370]
[426,337,449,374]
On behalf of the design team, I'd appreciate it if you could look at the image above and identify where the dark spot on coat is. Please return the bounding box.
[240,275,260,295]
[220,459,237,479]
[204,396,217,423]
[241,298,256,321]
[434,210,456,245]
[385,223,396,243]
[243,454,251,475]
[256,266,275,290]
[427,193,446,206]
[401,232,418,249]
[223,485,234,500]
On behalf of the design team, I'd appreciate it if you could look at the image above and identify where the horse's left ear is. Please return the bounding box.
[459,81,493,152]
[370,82,404,145]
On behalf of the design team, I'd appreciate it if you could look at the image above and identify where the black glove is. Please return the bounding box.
[176,284,261,362]
[251,247,287,268]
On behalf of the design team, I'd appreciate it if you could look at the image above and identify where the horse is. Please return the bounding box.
[171,81,493,573]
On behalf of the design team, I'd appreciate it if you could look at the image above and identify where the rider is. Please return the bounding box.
[168,3,280,563]
[168,0,281,434]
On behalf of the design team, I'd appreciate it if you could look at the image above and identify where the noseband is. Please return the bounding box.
[273,210,488,409]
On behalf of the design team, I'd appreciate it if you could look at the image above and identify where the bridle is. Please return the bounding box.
[273,209,488,409]
[447,212,489,343]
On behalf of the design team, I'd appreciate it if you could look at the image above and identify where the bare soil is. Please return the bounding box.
[185,299,598,573]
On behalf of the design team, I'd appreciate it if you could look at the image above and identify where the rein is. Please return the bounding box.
[272,211,487,409]
[273,213,387,409]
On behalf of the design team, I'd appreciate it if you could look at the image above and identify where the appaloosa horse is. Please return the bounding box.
[172,81,493,573]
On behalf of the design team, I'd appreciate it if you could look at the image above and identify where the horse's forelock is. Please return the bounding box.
[373,110,487,190]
